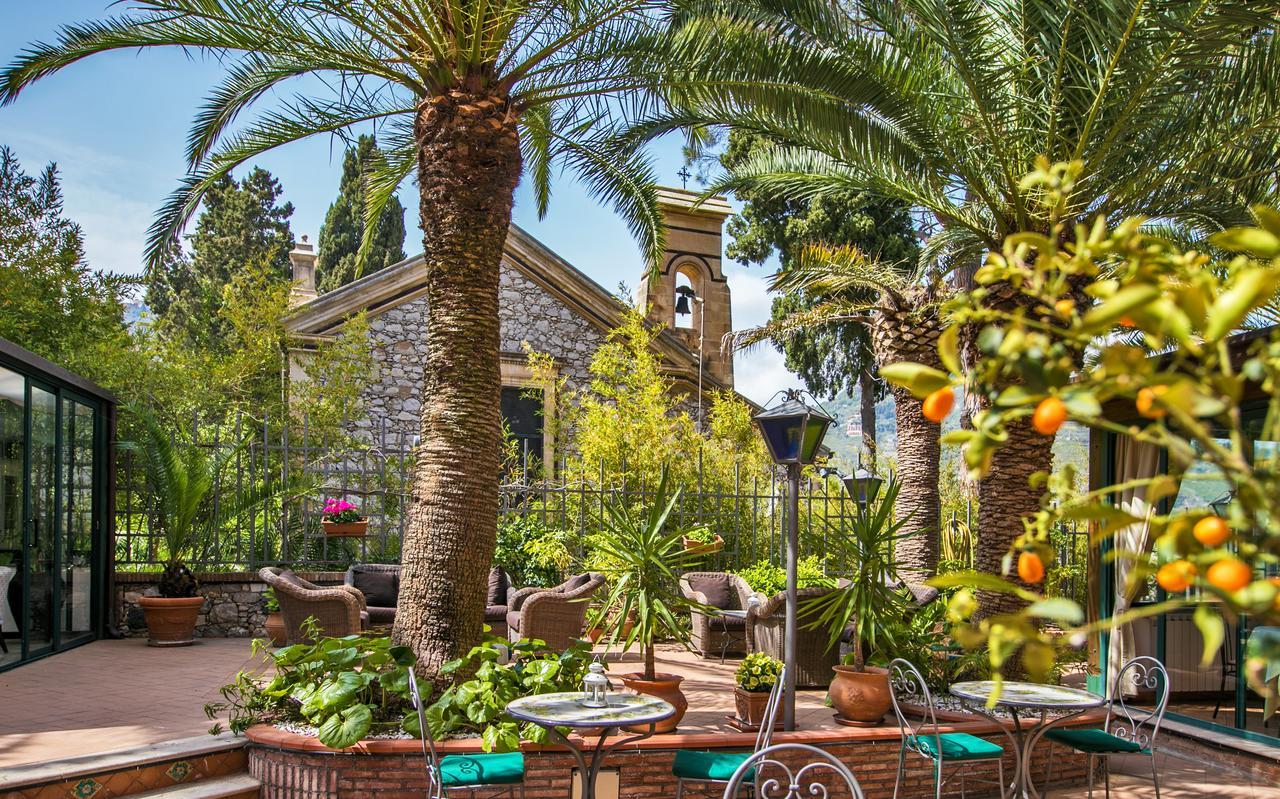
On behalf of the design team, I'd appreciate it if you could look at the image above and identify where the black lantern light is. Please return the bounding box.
[753,389,833,465]
[842,461,884,507]
[674,285,696,316]
[1210,492,1234,519]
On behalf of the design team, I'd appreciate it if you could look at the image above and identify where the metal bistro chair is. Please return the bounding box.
[407,667,526,799]
[888,658,1006,799]
[1044,656,1170,799]
[721,743,866,799]
[674,667,787,799]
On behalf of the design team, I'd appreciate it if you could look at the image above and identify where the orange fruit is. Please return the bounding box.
[1193,516,1231,548]
[922,387,955,424]
[1118,316,1137,328]
[1156,560,1197,593]
[1017,551,1046,584]
[1136,386,1168,419]
[1032,396,1068,435]
[1054,298,1076,316]
[1207,558,1253,593]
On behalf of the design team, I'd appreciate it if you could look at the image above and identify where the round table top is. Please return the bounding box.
[506,692,675,728]
[950,680,1106,710]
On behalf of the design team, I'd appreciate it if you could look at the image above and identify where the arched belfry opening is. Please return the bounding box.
[636,187,735,389]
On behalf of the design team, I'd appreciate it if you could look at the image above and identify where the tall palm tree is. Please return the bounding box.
[639,0,1280,613]
[3,0,667,675]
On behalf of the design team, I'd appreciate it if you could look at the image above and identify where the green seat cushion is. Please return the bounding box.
[672,750,755,782]
[913,733,1004,761]
[1045,728,1146,754]
[440,752,526,786]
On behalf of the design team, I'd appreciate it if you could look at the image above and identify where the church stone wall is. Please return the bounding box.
[355,262,604,441]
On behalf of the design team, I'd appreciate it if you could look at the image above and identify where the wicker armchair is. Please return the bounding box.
[261,566,365,644]
[505,572,604,650]
[344,563,400,625]
[680,572,760,659]
[747,586,843,688]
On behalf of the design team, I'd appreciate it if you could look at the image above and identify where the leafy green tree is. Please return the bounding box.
[147,167,294,351]
[3,0,670,676]
[643,0,1280,606]
[715,129,918,460]
[0,146,132,373]
[316,135,406,293]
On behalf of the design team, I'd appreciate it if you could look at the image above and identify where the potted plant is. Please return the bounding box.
[682,525,724,555]
[321,498,367,537]
[126,408,283,647]
[733,652,783,729]
[589,467,707,733]
[262,588,286,646]
[802,478,913,726]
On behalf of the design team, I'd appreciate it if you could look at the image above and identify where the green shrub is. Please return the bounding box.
[734,555,832,597]
[494,515,572,587]
[735,652,783,692]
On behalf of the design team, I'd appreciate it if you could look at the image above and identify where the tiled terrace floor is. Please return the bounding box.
[2,639,1277,798]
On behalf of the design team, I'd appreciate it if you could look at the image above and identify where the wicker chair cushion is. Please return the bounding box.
[485,604,507,621]
[350,569,397,608]
[366,606,396,625]
[563,573,592,592]
[439,752,525,786]
[488,568,510,606]
[688,573,735,610]
[714,613,746,630]
[506,610,522,633]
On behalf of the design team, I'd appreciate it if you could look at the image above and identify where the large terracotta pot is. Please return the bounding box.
[618,672,687,733]
[733,686,781,730]
[828,665,892,727]
[264,612,287,646]
[138,596,205,647]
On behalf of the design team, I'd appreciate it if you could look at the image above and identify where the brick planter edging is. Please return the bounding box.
[245,715,1096,799]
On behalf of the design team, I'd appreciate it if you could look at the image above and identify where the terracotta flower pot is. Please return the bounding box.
[828,665,892,727]
[138,596,205,647]
[322,518,368,537]
[733,686,781,730]
[619,672,687,734]
[682,534,724,555]
[264,612,287,646]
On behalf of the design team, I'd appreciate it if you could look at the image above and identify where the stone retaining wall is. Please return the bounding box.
[113,571,345,638]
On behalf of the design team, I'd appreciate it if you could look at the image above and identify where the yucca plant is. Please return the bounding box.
[2,0,671,674]
[124,408,285,596]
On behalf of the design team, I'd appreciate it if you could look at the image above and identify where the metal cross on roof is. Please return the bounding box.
[677,166,691,189]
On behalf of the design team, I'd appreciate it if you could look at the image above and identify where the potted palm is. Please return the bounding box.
[802,478,913,726]
[733,653,783,730]
[127,409,285,646]
[589,467,706,733]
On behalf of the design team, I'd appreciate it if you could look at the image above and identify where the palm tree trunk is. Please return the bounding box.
[392,91,522,678]
[872,297,941,578]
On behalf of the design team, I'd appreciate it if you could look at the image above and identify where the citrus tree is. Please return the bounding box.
[2,0,670,677]
[884,161,1280,693]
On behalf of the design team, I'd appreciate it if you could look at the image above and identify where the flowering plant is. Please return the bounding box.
[321,498,362,524]
[735,652,782,692]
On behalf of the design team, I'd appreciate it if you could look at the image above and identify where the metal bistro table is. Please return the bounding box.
[506,691,675,799]
[950,680,1105,799]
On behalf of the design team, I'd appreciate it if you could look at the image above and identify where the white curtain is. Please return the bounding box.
[1107,438,1163,695]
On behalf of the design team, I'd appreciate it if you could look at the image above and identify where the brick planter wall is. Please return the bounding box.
[246,721,1090,799]
[114,571,345,638]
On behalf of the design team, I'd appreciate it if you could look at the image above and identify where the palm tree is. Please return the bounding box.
[640,0,1280,613]
[729,245,948,578]
[3,0,667,676]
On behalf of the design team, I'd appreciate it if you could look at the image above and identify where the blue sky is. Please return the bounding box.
[0,2,803,405]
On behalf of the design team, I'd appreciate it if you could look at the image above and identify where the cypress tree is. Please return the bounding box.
[316,135,407,292]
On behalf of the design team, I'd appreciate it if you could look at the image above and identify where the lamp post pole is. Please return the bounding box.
[784,461,800,730]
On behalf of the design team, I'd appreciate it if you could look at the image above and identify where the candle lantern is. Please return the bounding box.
[581,660,609,708]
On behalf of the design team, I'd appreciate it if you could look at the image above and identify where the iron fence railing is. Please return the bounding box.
[113,412,1090,591]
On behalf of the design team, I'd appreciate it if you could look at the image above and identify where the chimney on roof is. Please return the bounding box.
[289,236,318,306]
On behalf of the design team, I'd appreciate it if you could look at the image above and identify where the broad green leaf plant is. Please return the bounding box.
[885,161,1280,696]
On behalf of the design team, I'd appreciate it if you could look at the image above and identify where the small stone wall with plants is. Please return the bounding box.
[113,571,345,638]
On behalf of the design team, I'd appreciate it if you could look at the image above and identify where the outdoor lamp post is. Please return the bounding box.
[753,389,833,730]
[841,460,883,508]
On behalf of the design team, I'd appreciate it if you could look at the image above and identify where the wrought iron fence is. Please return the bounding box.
[113,411,1090,592]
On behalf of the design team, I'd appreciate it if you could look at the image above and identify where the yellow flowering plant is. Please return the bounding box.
[883,160,1280,696]
[735,652,783,693]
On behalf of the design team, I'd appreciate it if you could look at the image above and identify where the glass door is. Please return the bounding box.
[61,397,96,644]
[0,366,22,668]
[26,383,58,658]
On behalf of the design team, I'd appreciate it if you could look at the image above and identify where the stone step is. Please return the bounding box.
[0,735,247,799]
[122,775,259,799]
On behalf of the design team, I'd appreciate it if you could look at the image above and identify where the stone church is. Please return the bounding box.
[283,187,737,464]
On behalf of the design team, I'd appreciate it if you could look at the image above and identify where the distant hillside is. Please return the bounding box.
[817,389,1089,479]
